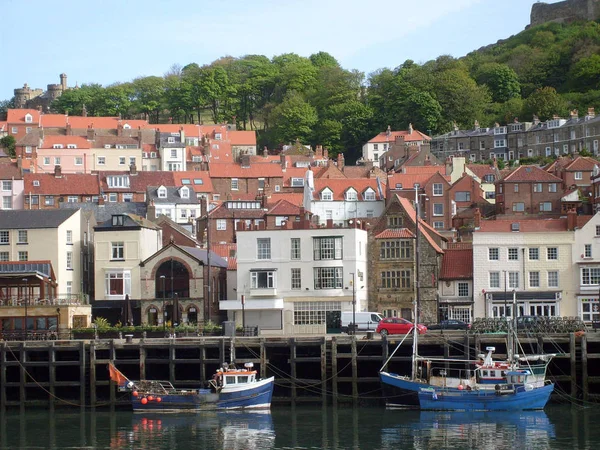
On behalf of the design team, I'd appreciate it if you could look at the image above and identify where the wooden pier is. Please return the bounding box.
[1,332,599,409]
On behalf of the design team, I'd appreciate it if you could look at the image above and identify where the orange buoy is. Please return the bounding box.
[141,397,148,405]
[156,397,162,403]
[458,385,464,390]
[148,395,154,401]
[132,391,139,397]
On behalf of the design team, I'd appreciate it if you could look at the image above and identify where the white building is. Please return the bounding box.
[362,125,431,168]
[221,222,369,335]
[573,212,600,323]
[472,213,582,319]
[302,169,385,226]
[147,185,202,231]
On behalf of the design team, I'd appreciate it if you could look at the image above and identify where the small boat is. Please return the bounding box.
[109,362,274,412]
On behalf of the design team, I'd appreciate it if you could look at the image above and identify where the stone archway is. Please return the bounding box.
[155,259,190,299]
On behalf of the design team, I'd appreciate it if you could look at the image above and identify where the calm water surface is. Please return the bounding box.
[1,405,599,449]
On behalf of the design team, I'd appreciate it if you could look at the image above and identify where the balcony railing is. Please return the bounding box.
[0,294,89,307]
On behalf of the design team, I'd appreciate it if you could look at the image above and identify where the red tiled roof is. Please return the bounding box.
[374,229,415,239]
[267,199,303,215]
[467,164,496,179]
[211,243,237,260]
[209,162,284,178]
[282,167,309,186]
[313,178,384,200]
[98,171,175,192]
[396,196,444,254]
[401,166,445,174]
[39,135,91,149]
[446,242,472,250]
[227,257,237,270]
[368,129,430,143]
[208,141,234,163]
[39,114,68,127]
[503,165,562,182]
[268,193,304,206]
[387,173,448,188]
[24,173,101,195]
[229,131,257,146]
[565,156,598,171]
[7,109,40,124]
[440,248,473,280]
[171,171,213,193]
[0,162,22,179]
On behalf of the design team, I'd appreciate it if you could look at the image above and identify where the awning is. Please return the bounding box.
[219,298,284,311]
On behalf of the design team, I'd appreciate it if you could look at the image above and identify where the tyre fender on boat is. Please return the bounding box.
[524,383,534,391]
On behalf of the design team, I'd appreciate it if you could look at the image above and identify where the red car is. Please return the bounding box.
[376,318,427,336]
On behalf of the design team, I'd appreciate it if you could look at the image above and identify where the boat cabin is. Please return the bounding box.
[215,362,257,388]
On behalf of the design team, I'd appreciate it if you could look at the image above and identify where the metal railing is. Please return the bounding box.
[0,294,89,307]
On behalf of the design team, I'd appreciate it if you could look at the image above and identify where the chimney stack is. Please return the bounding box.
[408,123,413,135]
[66,123,72,136]
[130,163,137,176]
[337,152,345,169]
[87,124,95,141]
[81,104,87,117]
[280,153,287,171]
[117,121,123,137]
[54,165,62,178]
[588,107,596,119]
[474,208,481,229]
[567,208,577,231]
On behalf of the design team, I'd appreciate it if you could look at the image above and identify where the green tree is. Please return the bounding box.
[130,76,166,123]
[475,63,521,103]
[267,91,317,145]
[0,135,16,158]
[522,86,568,121]
[309,51,340,68]
[571,54,600,90]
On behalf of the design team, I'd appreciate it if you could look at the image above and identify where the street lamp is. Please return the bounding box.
[350,272,356,335]
[160,275,166,332]
[22,278,28,339]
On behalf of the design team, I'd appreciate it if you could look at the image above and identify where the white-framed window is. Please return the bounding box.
[119,157,126,165]
[251,270,275,289]
[313,237,343,260]
[0,230,9,244]
[25,146,32,154]
[180,187,189,199]
[67,196,78,203]
[111,242,124,260]
[585,244,592,258]
[216,219,226,231]
[508,271,519,288]
[17,230,28,244]
[508,248,519,260]
[494,139,506,148]
[11,127,17,134]
[123,193,133,202]
[275,216,287,227]
[97,156,106,165]
[258,178,265,190]
[291,268,301,290]
[596,225,600,237]
[53,144,63,149]
[547,247,558,260]
[257,238,271,260]
[54,157,61,166]
[66,281,72,295]
[345,189,357,201]
[489,272,500,288]
[108,193,117,202]
[314,267,343,289]
[231,178,239,190]
[433,183,443,196]
[533,183,542,192]
[1,181,11,191]
[363,189,376,201]
[2,196,11,209]
[66,251,73,270]
[107,176,130,188]
[25,114,32,123]
[158,187,167,198]
[67,230,73,244]
[433,203,443,216]
[489,248,499,260]
[18,251,28,261]
[575,171,583,180]
[105,270,131,297]
[43,157,50,165]
[433,221,444,229]
[291,178,304,187]
[0,252,8,261]
[74,156,83,165]
[129,157,136,166]
[529,271,540,288]
[549,183,557,192]
[321,189,333,201]
[581,267,600,285]
[44,196,54,206]
[548,271,559,288]
[529,248,539,260]
[291,238,301,260]
[458,282,469,297]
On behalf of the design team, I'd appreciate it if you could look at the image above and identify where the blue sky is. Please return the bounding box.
[0,0,560,101]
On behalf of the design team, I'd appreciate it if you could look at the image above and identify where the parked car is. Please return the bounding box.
[376,318,427,336]
[428,320,471,331]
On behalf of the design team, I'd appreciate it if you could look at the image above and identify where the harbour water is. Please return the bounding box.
[1,404,599,449]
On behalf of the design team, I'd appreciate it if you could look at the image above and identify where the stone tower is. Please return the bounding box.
[530,0,600,27]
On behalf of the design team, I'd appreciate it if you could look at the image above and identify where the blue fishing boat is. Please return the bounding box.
[379,336,555,411]
[109,362,274,412]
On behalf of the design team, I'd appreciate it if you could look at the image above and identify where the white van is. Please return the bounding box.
[341,312,383,333]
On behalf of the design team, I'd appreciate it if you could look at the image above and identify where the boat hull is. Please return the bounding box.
[132,377,274,413]
[380,372,554,411]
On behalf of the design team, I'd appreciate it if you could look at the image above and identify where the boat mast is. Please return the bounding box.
[412,187,420,380]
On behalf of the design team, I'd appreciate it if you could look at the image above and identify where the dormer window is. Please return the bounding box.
[321,189,333,201]
[52,144,63,149]
[112,215,125,226]
[180,187,189,199]
[107,175,130,188]
[345,189,357,201]
[215,133,222,140]
[158,187,167,198]
[33,180,40,187]
[67,144,77,149]
[25,114,33,123]
[363,189,376,201]
[168,137,175,144]
[123,123,131,129]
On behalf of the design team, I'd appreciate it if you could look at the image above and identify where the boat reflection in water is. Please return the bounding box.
[381,410,555,449]
[121,410,275,449]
